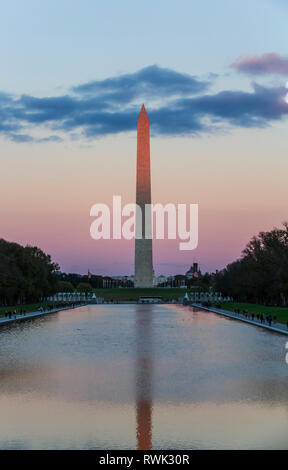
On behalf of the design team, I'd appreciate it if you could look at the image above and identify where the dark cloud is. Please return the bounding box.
[231,53,288,76]
[176,83,288,128]
[0,65,287,142]
[72,65,209,100]
[145,84,288,136]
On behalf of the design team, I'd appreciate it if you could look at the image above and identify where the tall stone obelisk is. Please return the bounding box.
[134,105,153,288]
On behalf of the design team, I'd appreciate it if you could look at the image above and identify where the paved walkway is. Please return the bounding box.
[0,304,87,327]
[192,303,288,336]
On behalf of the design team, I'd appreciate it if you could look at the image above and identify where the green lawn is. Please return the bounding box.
[222,302,288,324]
[94,287,188,302]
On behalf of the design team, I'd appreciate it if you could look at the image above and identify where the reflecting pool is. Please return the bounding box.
[0,304,287,449]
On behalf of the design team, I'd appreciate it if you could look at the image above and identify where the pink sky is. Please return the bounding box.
[1,119,288,276]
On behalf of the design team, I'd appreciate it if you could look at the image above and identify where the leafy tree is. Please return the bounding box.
[214,223,288,306]
[57,281,74,292]
[0,238,59,306]
[77,282,92,293]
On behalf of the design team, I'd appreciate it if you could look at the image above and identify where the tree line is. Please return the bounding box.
[57,273,131,293]
[0,238,59,306]
[214,223,288,306]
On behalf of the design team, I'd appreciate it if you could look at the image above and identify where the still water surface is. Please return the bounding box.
[0,304,287,449]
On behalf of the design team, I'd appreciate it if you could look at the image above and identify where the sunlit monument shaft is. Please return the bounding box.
[134,105,153,288]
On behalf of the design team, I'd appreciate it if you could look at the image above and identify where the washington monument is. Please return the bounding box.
[134,105,153,288]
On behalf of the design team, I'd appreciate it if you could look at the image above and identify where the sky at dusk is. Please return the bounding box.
[1,0,288,276]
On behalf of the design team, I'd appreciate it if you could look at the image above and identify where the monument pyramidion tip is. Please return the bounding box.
[138,104,149,122]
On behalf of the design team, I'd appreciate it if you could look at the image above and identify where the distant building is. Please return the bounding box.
[111,275,134,287]
[185,262,199,279]
[153,274,168,286]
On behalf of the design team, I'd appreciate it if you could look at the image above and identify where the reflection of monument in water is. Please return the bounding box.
[134,107,154,448]
[134,105,154,288]
[135,305,153,450]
